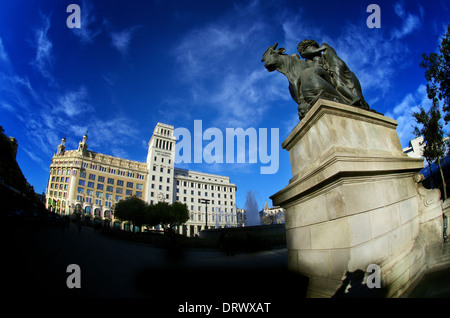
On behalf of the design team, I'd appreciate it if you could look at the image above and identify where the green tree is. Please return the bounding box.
[145,201,190,232]
[420,25,450,123]
[152,201,171,230]
[170,201,190,228]
[412,98,447,199]
[114,196,148,231]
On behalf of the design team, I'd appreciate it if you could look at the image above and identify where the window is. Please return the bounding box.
[80,172,86,178]
[78,180,85,186]
[87,189,93,196]
[107,178,114,184]
[126,189,133,196]
[77,187,84,194]
[87,182,94,188]
[116,188,123,194]
[136,184,143,190]
[96,192,103,198]
[97,184,104,190]
[105,193,113,200]
[115,196,122,202]
[136,191,143,198]
[98,176,105,183]
[117,180,124,186]
[106,186,113,192]
[89,174,95,180]
[126,182,133,188]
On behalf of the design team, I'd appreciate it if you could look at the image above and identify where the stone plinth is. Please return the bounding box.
[271,99,443,297]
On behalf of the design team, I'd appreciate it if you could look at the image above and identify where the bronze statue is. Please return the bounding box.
[262,40,371,120]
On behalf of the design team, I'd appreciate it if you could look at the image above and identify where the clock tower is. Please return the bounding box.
[146,123,176,204]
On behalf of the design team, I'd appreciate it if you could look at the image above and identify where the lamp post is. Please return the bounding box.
[200,198,210,230]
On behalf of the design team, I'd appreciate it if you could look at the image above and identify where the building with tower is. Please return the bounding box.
[45,122,237,237]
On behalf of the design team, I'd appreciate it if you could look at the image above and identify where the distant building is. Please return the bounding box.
[259,201,285,225]
[45,122,237,236]
[403,136,449,159]
[403,136,425,159]
[236,208,246,227]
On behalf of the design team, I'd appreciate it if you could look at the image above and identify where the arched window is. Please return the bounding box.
[85,206,91,215]
[104,210,111,219]
[94,208,101,217]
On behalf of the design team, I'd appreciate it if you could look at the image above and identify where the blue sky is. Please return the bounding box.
[1,0,449,210]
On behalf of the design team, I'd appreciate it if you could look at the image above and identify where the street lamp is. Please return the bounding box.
[200,198,210,229]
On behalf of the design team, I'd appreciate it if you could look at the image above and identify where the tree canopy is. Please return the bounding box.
[412,24,450,199]
[114,197,190,231]
[420,25,450,123]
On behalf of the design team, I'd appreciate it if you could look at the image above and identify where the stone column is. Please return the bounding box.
[271,99,440,297]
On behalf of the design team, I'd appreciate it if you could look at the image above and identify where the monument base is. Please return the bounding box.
[271,99,444,297]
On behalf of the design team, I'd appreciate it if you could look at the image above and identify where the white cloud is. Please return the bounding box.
[0,38,9,63]
[57,86,93,117]
[172,2,292,129]
[384,84,448,148]
[391,2,422,40]
[70,0,101,44]
[109,26,139,55]
[33,14,54,81]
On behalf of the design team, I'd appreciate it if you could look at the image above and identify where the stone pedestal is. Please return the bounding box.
[271,99,443,297]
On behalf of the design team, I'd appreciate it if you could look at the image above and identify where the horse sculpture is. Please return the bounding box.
[262,41,371,120]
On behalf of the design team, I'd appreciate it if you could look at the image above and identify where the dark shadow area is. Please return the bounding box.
[134,266,309,312]
[406,266,450,298]
[332,269,387,298]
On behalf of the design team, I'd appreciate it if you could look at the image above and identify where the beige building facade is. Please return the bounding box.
[46,122,237,236]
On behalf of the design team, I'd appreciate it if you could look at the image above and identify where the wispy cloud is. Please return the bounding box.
[32,13,55,82]
[0,38,9,64]
[107,25,140,56]
[57,86,93,117]
[391,2,422,40]
[172,1,290,128]
[70,0,101,44]
[383,84,450,148]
